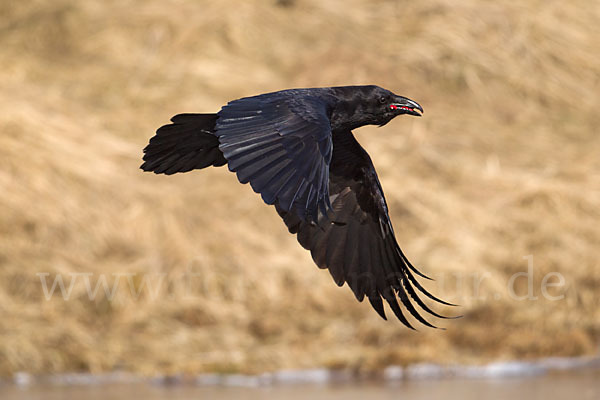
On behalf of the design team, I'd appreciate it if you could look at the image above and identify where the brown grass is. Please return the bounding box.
[0,0,598,376]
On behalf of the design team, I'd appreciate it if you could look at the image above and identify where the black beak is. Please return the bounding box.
[392,96,423,117]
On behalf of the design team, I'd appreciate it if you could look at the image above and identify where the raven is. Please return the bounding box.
[141,85,455,328]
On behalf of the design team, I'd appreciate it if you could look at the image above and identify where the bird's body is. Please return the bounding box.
[141,85,453,328]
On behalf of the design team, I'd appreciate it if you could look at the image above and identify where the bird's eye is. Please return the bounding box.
[379,96,387,104]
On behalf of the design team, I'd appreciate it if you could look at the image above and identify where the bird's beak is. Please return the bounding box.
[391,96,423,117]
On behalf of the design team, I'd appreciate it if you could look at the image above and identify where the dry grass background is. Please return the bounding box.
[0,0,599,376]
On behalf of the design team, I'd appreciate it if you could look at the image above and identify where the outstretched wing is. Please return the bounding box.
[276,130,455,328]
[215,90,333,221]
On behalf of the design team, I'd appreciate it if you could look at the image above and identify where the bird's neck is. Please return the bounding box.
[328,90,376,131]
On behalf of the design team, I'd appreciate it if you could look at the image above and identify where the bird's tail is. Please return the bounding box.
[140,113,227,175]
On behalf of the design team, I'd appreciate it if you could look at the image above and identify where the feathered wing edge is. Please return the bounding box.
[276,199,459,329]
[274,128,459,329]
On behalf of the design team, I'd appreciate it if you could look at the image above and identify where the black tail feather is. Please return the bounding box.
[141,113,227,175]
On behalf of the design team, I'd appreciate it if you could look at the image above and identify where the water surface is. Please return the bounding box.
[2,370,598,400]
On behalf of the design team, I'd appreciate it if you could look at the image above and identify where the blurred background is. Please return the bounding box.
[0,0,599,384]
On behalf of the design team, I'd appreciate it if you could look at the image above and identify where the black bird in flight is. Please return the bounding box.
[141,85,455,329]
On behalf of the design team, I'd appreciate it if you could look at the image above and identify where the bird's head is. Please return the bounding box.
[330,85,423,130]
[374,87,423,125]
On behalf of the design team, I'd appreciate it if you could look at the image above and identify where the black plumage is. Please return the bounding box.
[141,85,456,328]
